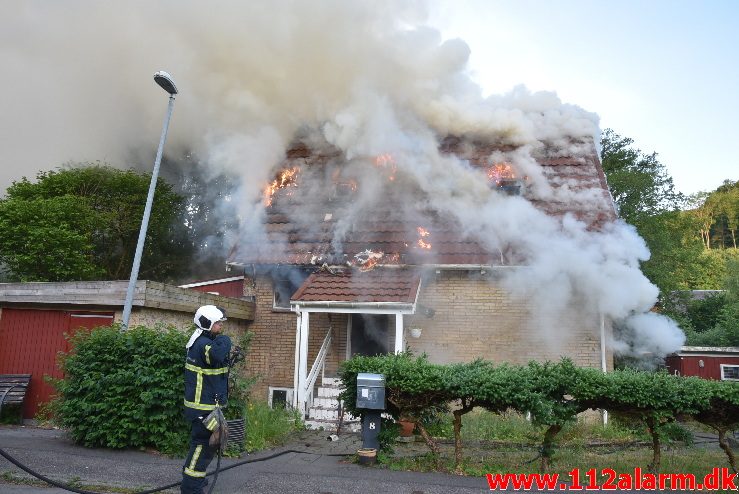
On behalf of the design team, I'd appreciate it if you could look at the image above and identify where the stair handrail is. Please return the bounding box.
[304,326,332,414]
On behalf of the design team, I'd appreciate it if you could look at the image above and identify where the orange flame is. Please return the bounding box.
[263,166,300,206]
[416,226,432,250]
[486,162,515,185]
[354,249,385,272]
[374,153,398,181]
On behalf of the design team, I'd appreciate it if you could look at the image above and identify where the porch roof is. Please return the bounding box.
[290,268,421,310]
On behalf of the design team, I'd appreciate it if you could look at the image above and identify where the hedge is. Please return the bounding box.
[339,353,739,473]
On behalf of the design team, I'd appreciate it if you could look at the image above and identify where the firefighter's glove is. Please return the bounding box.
[202,406,228,452]
[228,346,245,366]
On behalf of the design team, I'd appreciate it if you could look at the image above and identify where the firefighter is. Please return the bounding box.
[181,305,231,494]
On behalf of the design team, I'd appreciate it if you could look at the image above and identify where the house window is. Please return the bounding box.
[271,271,309,311]
[268,387,293,408]
[720,364,739,381]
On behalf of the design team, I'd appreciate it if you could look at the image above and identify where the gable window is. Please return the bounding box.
[271,270,309,311]
[273,281,294,310]
[720,364,739,381]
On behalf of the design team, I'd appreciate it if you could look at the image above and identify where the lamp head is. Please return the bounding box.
[153,71,178,95]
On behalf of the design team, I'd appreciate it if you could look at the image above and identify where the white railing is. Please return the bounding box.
[303,326,332,415]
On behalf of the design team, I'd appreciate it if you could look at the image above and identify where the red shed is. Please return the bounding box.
[0,280,254,421]
[664,346,739,381]
[178,276,245,298]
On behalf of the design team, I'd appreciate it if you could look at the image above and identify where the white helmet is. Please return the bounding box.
[194,305,227,330]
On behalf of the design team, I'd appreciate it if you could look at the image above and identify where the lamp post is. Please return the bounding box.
[121,71,178,329]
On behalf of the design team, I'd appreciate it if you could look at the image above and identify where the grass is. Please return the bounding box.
[380,409,734,485]
[244,400,304,452]
[385,446,731,485]
[424,408,649,446]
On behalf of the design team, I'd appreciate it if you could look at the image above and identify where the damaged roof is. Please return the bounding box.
[228,136,616,268]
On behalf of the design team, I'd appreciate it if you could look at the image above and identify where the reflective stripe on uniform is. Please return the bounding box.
[185,362,227,375]
[184,467,206,478]
[206,417,218,431]
[184,445,206,478]
[194,373,203,404]
[183,399,217,411]
[204,345,211,365]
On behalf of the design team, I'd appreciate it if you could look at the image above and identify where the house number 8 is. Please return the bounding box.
[369,422,376,430]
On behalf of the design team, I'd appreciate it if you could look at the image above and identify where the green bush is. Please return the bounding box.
[53,324,190,455]
[339,354,739,473]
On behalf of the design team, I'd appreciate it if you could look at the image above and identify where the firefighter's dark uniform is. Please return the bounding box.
[181,331,231,494]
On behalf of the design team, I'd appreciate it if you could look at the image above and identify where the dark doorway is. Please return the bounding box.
[350,314,390,357]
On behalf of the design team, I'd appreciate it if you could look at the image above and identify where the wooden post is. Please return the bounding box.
[296,311,310,414]
[394,313,404,353]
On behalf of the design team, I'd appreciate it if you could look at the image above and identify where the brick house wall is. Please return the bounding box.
[242,269,612,402]
[407,271,612,370]
[243,274,348,402]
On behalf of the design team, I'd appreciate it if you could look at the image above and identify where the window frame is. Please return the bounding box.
[720,364,739,381]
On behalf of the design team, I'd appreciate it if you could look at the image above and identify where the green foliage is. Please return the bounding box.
[53,324,190,455]
[243,400,303,452]
[0,164,193,282]
[223,330,256,421]
[0,195,104,281]
[681,256,739,346]
[691,180,739,250]
[339,354,739,472]
[685,293,727,332]
[338,353,450,420]
[600,129,685,223]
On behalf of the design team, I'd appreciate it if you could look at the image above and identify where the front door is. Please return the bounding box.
[350,314,390,357]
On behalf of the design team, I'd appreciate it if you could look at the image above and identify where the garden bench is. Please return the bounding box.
[0,374,31,424]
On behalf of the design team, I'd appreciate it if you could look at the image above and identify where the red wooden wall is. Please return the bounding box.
[187,279,243,298]
[665,354,739,380]
[0,308,114,419]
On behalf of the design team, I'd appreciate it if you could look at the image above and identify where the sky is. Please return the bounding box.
[431,0,739,195]
[0,1,736,196]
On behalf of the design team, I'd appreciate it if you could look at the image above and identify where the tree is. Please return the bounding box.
[600,129,685,224]
[600,130,700,295]
[0,164,193,282]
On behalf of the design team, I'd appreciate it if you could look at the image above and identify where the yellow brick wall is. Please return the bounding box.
[241,274,349,402]
[405,271,612,370]
[243,270,613,401]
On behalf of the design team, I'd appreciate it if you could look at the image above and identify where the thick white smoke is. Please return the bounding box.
[0,1,683,358]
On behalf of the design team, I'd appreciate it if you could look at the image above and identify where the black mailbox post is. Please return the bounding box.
[356,372,385,451]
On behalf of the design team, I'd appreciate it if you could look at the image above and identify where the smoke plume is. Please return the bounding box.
[0,1,683,358]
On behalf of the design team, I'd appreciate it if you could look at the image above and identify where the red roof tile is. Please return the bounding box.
[229,137,617,267]
[291,269,421,304]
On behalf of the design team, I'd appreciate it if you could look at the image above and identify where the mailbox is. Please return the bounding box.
[356,372,385,410]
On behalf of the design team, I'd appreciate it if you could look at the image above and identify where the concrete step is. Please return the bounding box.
[305,418,361,433]
[311,396,340,408]
[317,386,343,398]
[321,377,342,387]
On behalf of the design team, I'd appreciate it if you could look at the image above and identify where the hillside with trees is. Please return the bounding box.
[600,129,738,347]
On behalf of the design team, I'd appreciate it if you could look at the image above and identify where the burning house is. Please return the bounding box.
[225,134,628,427]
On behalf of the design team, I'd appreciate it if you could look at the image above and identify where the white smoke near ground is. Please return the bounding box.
[0,1,683,359]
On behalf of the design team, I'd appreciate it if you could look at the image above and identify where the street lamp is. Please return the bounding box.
[121,71,178,329]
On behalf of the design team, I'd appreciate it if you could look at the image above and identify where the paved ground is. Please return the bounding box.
[2,425,730,493]
[0,425,490,493]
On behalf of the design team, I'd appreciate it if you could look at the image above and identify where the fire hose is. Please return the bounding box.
[0,446,348,494]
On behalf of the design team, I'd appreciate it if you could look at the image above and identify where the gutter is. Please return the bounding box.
[290,300,416,312]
